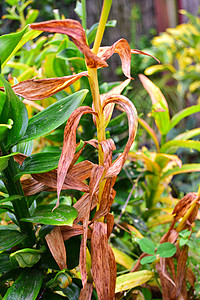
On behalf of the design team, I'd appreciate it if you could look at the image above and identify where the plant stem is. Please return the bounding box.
[1,147,35,246]
[87,0,112,216]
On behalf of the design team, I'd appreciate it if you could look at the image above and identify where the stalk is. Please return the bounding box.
[1,146,35,246]
[87,0,112,215]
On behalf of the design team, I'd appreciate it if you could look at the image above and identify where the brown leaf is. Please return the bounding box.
[30,20,107,68]
[61,224,91,241]
[14,153,27,165]
[172,192,197,222]
[57,106,97,201]
[21,177,53,196]
[102,95,138,178]
[99,139,116,171]
[68,160,94,181]
[105,213,114,238]
[79,283,93,300]
[131,49,160,64]
[98,39,132,78]
[91,222,115,300]
[11,72,88,100]
[45,226,67,270]
[156,260,175,300]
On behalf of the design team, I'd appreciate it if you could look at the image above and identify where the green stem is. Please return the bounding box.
[1,147,35,246]
[161,134,166,146]
[81,0,87,31]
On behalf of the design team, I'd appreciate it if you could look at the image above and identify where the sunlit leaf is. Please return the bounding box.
[112,247,134,269]
[138,118,160,151]
[138,238,155,255]
[115,270,154,293]
[160,140,200,154]
[30,20,107,68]
[157,243,176,258]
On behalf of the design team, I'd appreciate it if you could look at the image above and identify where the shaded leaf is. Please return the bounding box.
[45,226,67,270]
[0,226,26,251]
[21,204,78,226]
[0,152,20,172]
[10,248,42,268]
[30,20,107,68]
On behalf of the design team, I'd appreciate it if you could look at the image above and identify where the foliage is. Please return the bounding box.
[0,1,200,300]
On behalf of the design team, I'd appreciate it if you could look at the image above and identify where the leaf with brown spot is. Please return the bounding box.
[45,226,67,270]
[102,95,138,178]
[79,283,93,300]
[57,106,97,202]
[30,20,107,68]
[11,72,88,100]
[91,222,115,300]
[98,39,132,78]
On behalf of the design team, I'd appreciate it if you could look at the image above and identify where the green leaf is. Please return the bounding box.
[17,152,61,177]
[179,238,188,247]
[0,26,28,67]
[169,104,200,131]
[0,152,20,172]
[162,163,200,179]
[160,140,200,154]
[87,20,117,45]
[138,238,155,255]
[179,229,191,239]
[61,281,81,299]
[174,128,200,141]
[3,268,43,300]
[115,270,154,293]
[0,252,13,273]
[0,119,13,142]
[0,75,28,150]
[10,248,42,268]
[0,195,23,205]
[140,255,157,265]
[0,226,26,251]
[0,90,6,117]
[46,270,72,289]
[21,204,78,226]
[74,1,83,20]
[20,90,88,143]
[156,242,176,258]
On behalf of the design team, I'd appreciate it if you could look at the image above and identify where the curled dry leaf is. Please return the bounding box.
[21,177,51,196]
[57,106,97,201]
[102,95,138,178]
[61,224,91,241]
[30,20,107,68]
[45,226,67,270]
[79,283,93,300]
[11,72,88,101]
[172,192,198,223]
[98,39,132,78]
[131,49,160,64]
[91,222,116,300]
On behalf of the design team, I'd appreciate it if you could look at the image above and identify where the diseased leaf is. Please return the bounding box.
[30,20,107,68]
[45,226,67,270]
[102,95,138,178]
[115,270,154,293]
[11,72,88,100]
[79,283,93,300]
[131,49,160,63]
[57,106,97,200]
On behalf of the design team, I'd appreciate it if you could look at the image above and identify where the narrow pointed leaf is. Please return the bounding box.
[115,270,154,293]
[112,247,135,269]
[30,20,107,68]
[160,140,200,154]
[21,204,78,226]
[131,49,160,63]
[138,118,160,151]
[0,152,20,172]
[174,128,200,141]
[161,164,200,179]
[3,268,43,300]
[12,72,88,100]
[169,104,200,131]
[20,89,88,143]
[139,74,170,135]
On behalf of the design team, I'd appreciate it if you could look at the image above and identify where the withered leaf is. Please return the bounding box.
[61,224,91,241]
[68,160,94,181]
[21,177,52,196]
[98,39,132,78]
[91,222,116,300]
[102,95,138,178]
[57,106,97,201]
[30,20,107,68]
[172,192,198,222]
[131,49,160,64]
[11,72,88,100]
[79,283,93,300]
[45,226,67,270]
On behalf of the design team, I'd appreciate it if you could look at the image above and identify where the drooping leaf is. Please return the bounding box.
[0,152,20,172]
[20,89,88,143]
[0,75,28,150]
[57,106,97,200]
[0,26,28,67]
[139,74,170,135]
[0,226,26,251]
[87,20,117,45]
[79,283,93,300]
[45,226,67,270]
[21,204,78,226]
[30,20,107,68]
[174,128,200,141]
[115,270,154,293]
[131,49,160,63]
[11,72,88,100]
[10,248,42,268]
[161,163,200,179]
[3,268,43,300]
[160,140,200,154]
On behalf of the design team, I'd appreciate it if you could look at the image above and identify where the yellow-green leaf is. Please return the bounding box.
[112,247,134,270]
